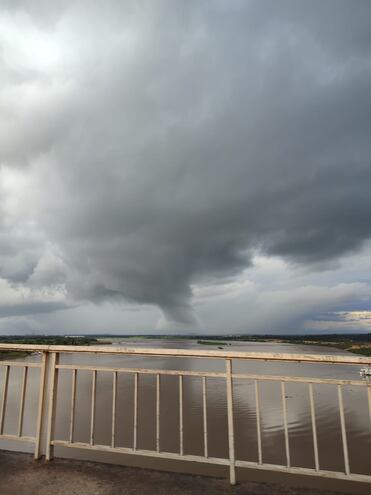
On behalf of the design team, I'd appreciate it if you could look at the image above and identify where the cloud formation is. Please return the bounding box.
[1,1,371,332]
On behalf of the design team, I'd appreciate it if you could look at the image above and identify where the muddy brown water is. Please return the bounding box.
[0,340,370,493]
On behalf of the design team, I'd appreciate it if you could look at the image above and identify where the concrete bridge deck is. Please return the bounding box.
[0,451,352,495]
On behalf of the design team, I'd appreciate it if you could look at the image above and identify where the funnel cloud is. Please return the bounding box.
[1,1,371,333]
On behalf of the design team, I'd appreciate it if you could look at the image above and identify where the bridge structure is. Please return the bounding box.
[0,343,370,487]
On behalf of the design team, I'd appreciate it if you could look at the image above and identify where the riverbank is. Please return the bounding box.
[0,335,100,360]
[295,342,371,357]
[279,337,371,357]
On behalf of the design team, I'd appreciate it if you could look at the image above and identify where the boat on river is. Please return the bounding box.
[360,366,371,376]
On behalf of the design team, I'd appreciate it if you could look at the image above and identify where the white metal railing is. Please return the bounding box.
[0,343,370,485]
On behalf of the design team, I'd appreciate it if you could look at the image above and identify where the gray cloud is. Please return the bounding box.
[1,1,371,328]
[0,301,69,318]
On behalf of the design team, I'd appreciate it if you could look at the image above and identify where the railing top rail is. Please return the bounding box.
[0,343,370,364]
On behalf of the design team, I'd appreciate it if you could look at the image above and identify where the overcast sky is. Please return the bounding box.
[1,0,371,335]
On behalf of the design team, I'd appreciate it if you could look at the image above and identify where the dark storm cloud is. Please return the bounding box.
[0,300,69,318]
[1,0,371,324]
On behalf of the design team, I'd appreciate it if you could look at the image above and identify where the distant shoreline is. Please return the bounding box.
[1,333,370,358]
[96,333,371,357]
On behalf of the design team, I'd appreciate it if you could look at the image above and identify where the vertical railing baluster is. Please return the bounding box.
[111,371,117,448]
[226,359,236,485]
[0,365,9,435]
[46,352,59,461]
[133,372,138,451]
[281,381,291,468]
[202,376,208,458]
[156,373,160,452]
[90,370,97,446]
[17,366,28,437]
[69,369,77,443]
[367,386,371,427]
[35,352,48,459]
[179,375,183,456]
[308,383,319,471]
[338,384,350,475]
[254,380,262,464]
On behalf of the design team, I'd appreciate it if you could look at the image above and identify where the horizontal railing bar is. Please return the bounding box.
[0,434,35,443]
[55,364,225,378]
[54,365,368,387]
[233,373,369,387]
[0,344,370,365]
[0,361,41,368]
[51,440,229,466]
[49,440,371,483]
[235,460,371,484]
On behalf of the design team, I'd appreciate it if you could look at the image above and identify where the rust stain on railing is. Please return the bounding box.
[0,343,370,485]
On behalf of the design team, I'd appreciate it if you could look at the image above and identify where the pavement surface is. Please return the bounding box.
[0,450,355,495]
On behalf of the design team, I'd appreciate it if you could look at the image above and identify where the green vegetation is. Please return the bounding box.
[197,340,230,346]
[0,335,99,360]
[0,335,99,345]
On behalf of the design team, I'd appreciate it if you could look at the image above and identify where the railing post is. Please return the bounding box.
[90,370,97,446]
[338,384,350,475]
[308,383,319,472]
[0,365,9,435]
[281,381,291,468]
[34,352,48,459]
[69,369,77,443]
[202,376,208,458]
[111,371,117,448]
[254,380,262,465]
[156,373,160,453]
[179,375,183,456]
[17,366,28,438]
[133,372,138,451]
[226,359,236,485]
[46,352,59,461]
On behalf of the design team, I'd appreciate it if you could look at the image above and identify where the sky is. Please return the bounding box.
[1,0,371,335]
